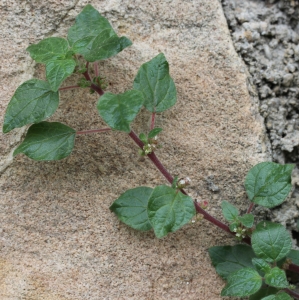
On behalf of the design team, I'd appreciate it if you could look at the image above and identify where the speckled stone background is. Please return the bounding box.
[0,0,269,299]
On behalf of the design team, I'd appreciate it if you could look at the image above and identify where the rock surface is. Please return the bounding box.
[222,0,299,236]
[0,0,269,299]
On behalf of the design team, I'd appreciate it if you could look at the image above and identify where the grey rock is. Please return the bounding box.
[281,131,299,152]
[206,175,220,193]
[269,39,279,48]
[294,45,299,61]
[282,73,294,86]
[222,0,299,240]
[287,63,297,73]
[264,44,272,60]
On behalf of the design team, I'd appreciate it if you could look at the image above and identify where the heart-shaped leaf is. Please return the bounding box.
[221,268,262,297]
[264,267,288,289]
[147,185,195,238]
[3,79,59,133]
[46,59,76,91]
[14,122,76,160]
[27,37,70,63]
[245,162,294,208]
[27,37,76,91]
[67,4,132,62]
[251,221,292,263]
[221,200,239,223]
[97,90,144,132]
[208,244,257,280]
[110,187,153,231]
[133,53,177,112]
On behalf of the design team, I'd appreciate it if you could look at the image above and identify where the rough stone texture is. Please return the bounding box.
[0,0,269,299]
[221,0,299,236]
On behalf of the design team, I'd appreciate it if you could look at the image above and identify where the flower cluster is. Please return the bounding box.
[177,177,191,189]
[140,136,159,155]
[232,226,247,240]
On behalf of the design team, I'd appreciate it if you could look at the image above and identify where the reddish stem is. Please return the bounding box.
[194,202,233,235]
[288,263,299,273]
[128,130,235,235]
[150,112,156,130]
[148,152,174,185]
[77,128,111,135]
[284,288,299,299]
[94,62,99,77]
[59,85,80,91]
[247,202,255,214]
[82,62,104,96]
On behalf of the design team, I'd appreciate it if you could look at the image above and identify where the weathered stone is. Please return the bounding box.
[281,131,299,152]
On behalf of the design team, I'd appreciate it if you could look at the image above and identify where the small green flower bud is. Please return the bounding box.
[177,177,191,189]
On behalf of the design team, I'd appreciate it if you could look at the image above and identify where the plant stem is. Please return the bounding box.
[128,129,233,235]
[59,85,80,91]
[94,62,99,77]
[150,112,156,130]
[288,263,299,273]
[148,152,174,184]
[128,131,173,184]
[194,201,232,235]
[284,288,299,299]
[247,202,255,214]
[77,128,111,135]
[82,62,104,95]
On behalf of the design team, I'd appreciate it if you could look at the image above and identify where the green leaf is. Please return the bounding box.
[221,200,239,223]
[249,287,280,300]
[171,176,179,189]
[287,249,299,265]
[27,37,70,63]
[262,292,292,300]
[229,222,239,232]
[208,244,257,280]
[245,162,294,208]
[110,187,153,231]
[147,185,195,238]
[221,268,262,297]
[13,122,75,160]
[139,133,148,145]
[251,221,292,263]
[27,37,76,91]
[148,128,163,139]
[3,79,59,133]
[238,213,254,228]
[264,267,288,289]
[133,53,177,113]
[97,90,144,133]
[67,4,132,62]
[252,258,271,274]
[45,59,76,92]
